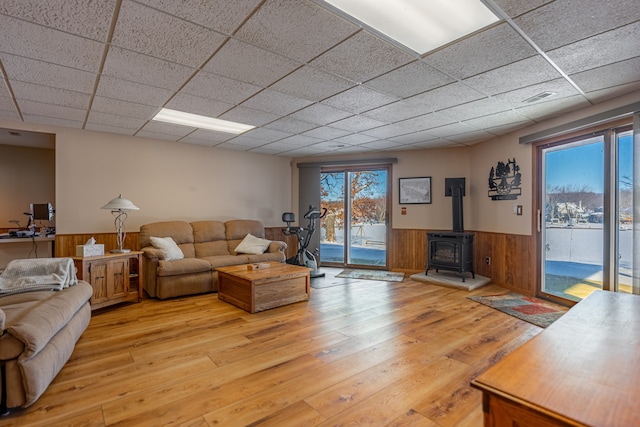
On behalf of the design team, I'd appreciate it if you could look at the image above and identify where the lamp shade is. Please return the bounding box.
[101,194,139,211]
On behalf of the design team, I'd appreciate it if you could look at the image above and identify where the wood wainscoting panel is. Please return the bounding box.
[56,232,140,257]
[388,228,535,296]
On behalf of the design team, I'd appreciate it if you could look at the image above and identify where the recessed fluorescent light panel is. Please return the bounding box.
[322,0,499,54]
[152,108,255,134]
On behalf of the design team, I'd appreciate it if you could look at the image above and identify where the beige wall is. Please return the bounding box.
[0,119,293,234]
[0,144,55,228]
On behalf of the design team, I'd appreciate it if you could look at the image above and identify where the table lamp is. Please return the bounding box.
[101,194,139,253]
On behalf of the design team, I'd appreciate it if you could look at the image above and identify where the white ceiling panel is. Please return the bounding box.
[310,31,414,83]
[0,0,116,41]
[203,39,299,87]
[0,0,638,157]
[111,1,226,67]
[234,0,358,63]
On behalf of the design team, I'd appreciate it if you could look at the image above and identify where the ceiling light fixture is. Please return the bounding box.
[321,0,499,55]
[152,108,255,134]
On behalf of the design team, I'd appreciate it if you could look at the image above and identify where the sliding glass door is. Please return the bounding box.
[319,166,390,269]
[538,124,636,303]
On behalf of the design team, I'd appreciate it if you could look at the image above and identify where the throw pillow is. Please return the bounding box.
[235,233,271,255]
[149,236,184,261]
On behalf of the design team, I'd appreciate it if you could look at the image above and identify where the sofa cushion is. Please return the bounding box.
[234,233,271,255]
[204,255,251,269]
[225,220,266,255]
[150,236,184,261]
[139,221,196,258]
[156,258,211,277]
[192,220,229,258]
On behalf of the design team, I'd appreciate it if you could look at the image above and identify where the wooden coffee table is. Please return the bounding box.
[217,262,310,313]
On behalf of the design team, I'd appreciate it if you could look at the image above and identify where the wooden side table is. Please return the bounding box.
[73,251,143,310]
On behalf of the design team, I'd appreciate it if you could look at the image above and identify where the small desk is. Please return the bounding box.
[471,291,640,426]
[0,236,55,269]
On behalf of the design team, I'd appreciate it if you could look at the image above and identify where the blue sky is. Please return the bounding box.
[546,133,633,193]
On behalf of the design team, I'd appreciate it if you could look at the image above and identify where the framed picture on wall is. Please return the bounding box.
[399,177,431,204]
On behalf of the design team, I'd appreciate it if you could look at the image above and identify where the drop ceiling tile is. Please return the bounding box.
[445,130,494,144]
[438,98,511,122]
[289,103,352,125]
[485,121,532,136]
[219,106,281,127]
[180,128,235,144]
[463,56,562,96]
[23,115,83,128]
[224,134,269,148]
[0,55,96,93]
[364,60,454,98]
[11,81,91,110]
[424,23,536,79]
[571,56,640,94]
[135,0,261,35]
[514,0,640,51]
[136,130,182,142]
[463,110,533,129]
[332,144,377,154]
[166,94,233,118]
[178,137,219,147]
[96,76,173,106]
[235,0,358,63]
[547,22,640,75]
[84,123,137,136]
[0,15,104,72]
[248,145,284,155]
[332,133,377,145]
[18,99,86,121]
[203,39,300,87]
[138,120,196,138]
[301,126,350,140]
[91,96,158,120]
[264,117,318,134]
[361,124,411,139]
[311,31,414,83]
[242,127,291,142]
[492,0,552,18]
[0,98,19,121]
[515,95,591,121]
[359,140,403,150]
[425,122,479,138]
[585,81,640,104]
[102,47,194,90]
[395,112,457,132]
[277,134,323,147]
[411,139,449,149]
[405,83,485,113]
[87,110,148,129]
[270,66,354,102]
[112,1,226,67]
[389,130,439,145]
[307,140,349,150]
[493,78,583,107]
[330,115,387,133]
[322,85,397,114]
[362,100,432,123]
[0,0,115,41]
[182,71,261,104]
[241,89,313,116]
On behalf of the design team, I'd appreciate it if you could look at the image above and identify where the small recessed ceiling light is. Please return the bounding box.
[152,108,255,134]
[522,91,557,104]
[321,0,499,54]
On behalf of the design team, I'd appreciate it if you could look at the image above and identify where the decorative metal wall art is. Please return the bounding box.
[488,158,522,200]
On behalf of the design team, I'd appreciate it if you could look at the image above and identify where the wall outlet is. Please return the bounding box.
[485,256,491,265]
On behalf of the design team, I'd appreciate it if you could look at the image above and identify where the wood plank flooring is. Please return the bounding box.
[0,269,542,426]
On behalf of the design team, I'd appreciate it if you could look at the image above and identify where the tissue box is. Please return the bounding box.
[76,244,104,257]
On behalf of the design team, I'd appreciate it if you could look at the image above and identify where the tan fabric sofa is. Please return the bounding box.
[139,219,286,299]
[0,281,93,411]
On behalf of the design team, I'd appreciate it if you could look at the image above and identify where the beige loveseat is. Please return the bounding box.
[0,259,92,411]
[139,219,286,299]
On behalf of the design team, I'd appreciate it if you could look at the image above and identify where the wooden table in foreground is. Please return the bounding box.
[217,262,310,313]
[471,290,640,427]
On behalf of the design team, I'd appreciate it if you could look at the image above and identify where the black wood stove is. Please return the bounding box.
[425,178,475,282]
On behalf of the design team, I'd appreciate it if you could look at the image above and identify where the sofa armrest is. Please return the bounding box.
[267,240,287,254]
[142,247,165,260]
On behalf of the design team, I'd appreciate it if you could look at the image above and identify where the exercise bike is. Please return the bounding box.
[282,205,327,278]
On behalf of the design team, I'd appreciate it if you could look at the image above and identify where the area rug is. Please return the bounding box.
[410,271,491,291]
[467,293,569,328]
[335,269,405,282]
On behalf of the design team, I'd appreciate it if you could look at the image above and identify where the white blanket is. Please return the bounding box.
[0,258,78,296]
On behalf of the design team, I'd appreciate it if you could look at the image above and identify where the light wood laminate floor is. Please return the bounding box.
[0,268,541,426]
